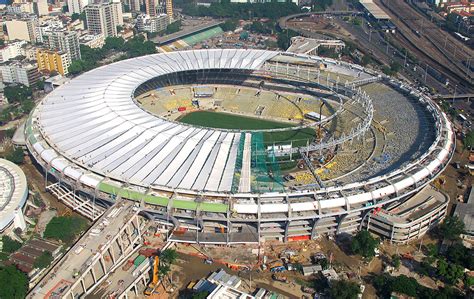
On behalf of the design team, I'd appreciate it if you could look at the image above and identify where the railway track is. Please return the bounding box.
[378,0,472,91]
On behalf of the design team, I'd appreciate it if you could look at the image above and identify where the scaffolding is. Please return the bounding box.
[251,132,285,193]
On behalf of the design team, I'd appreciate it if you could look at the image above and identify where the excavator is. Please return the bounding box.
[144,255,161,297]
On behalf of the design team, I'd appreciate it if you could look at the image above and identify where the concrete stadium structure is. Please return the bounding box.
[25,49,455,244]
[0,158,28,232]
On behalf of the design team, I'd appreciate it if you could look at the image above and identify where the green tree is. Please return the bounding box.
[35,79,45,90]
[159,249,178,277]
[1,236,22,253]
[437,259,464,284]
[68,60,84,75]
[43,216,88,244]
[277,29,298,50]
[328,280,360,299]
[166,20,182,34]
[21,100,35,114]
[160,249,177,264]
[103,36,125,51]
[5,147,24,164]
[71,13,80,21]
[438,216,465,241]
[392,254,400,269]
[464,130,474,149]
[373,274,419,298]
[220,19,238,32]
[4,84,33,103]
[446,242,474,269]
[0,265,29,298]
[34,251,53,269]
[390,275,419,296]
[351,230,379,258]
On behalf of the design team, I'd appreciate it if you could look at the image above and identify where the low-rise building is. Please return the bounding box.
[136,13,169,33]
[0,40,28,63]
[454,187,474,240]
[36,49,70,76]
[0,60,40,86]
[79,33,105,49]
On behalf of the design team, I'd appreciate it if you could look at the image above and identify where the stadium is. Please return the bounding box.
[25,49,454,244]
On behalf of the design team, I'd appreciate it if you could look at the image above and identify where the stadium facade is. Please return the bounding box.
[25,49,454,244]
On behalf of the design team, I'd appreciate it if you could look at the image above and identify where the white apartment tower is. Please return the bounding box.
[67,0,90,14]
[44,30,82,61]
[85,2,123,37]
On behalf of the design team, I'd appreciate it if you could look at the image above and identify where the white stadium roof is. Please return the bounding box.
[35,49,277,193]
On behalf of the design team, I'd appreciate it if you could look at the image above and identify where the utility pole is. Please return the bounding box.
[452,84,457,104]
[424,63,428,84]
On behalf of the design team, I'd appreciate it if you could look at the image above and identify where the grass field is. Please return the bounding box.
[178,111,315,146]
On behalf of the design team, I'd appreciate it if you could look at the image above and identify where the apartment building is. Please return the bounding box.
[136,14,169,33]
[0,40,28,63]
[36,49,70,75]
[5,18,37,42]
[0,60,40,86]
[85,2,122,37]
[43,30,81,61]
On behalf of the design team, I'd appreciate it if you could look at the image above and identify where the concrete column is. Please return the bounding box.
[311,218,320,240]
[91,267,97,283]
[99,256,107,273]
[108,246,116,264]
[284,221,290,243]
[80,278,87,293]
[117,236,126,255]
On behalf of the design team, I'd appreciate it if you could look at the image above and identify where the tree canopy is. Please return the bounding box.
[5,147,24,164]
[69,36,156,75]
[328,280,360,299]
[351,230,379,258]
[0,265,29,299]
[166,20,182,35]
[373,273,464,298]
[438,216,465,241]
[1,236,22,253]
[4,84,32,103]
[43,216,88,244]
[159,249,178,277]
[220,20,238,32]
[464,130,474,149]
[182,2,300,20]
[437,259,464,285]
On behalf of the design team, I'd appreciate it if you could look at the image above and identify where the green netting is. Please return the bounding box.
[231,134,245,193]
[181,27,224,46]
[251,132,285,193]
[98,183,228,213]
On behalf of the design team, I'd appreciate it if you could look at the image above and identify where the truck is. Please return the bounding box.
[270,266,286,273]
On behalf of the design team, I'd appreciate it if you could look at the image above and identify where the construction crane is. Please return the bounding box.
[144,255,160,297]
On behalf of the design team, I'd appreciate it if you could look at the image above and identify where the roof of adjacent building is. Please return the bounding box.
[359,0,391,20]
[454,187,474,234]
[0,158,28,231]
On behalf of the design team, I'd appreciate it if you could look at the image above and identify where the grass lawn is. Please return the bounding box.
[178,110,315,146]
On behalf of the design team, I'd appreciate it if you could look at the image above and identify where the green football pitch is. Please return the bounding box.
[178,111,315,146]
